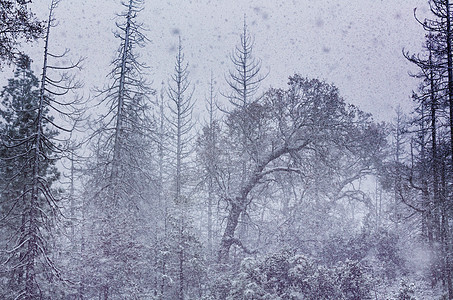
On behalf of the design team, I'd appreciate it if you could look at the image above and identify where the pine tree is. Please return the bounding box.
[221,17,268,254]
[0,0,83,297]
[405,3,453,294]
[82,0,154,298]
[0,0,44,66]
[165,37,203,300]
[0,57,59,299]
[197,72,220,259]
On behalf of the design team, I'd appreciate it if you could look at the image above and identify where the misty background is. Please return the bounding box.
[21,0,427,120]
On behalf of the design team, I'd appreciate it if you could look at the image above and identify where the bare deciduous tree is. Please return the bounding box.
[217,75,385,263]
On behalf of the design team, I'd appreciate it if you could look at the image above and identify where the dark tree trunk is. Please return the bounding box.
[218,201,242,262]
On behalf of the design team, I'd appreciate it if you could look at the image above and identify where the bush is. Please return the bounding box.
[225,251,372,299]
[388,280,416,300]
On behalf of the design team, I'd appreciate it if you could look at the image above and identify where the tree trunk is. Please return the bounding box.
[446,1,453,298]
[218,201,242,263]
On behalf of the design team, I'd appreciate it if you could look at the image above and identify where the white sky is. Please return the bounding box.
[14,0,431,121]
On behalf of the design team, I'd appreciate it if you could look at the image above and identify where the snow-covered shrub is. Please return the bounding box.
[388,280,417,300]
[224,250,373,299]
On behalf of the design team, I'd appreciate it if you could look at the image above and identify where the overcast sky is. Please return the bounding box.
[18,0,430,121]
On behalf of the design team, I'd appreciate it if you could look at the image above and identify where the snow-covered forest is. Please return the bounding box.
[1,0,453,299]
